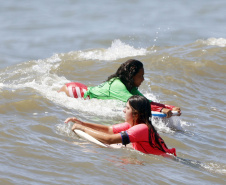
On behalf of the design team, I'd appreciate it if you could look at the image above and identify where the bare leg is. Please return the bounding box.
[58,85,70,97]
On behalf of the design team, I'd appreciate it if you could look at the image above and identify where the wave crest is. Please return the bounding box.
[198,37,226,47]
[77,39,147,61]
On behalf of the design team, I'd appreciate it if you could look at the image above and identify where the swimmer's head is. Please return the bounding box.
[127,95,151,125]
[107,59,144,91]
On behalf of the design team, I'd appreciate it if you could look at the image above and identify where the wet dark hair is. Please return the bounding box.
[106,59,143,92]
[128,95,167,153]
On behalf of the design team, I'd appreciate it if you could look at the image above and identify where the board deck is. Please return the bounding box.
[74,129,123,148]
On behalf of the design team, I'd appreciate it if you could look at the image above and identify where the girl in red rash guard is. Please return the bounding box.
[65,95,176,156]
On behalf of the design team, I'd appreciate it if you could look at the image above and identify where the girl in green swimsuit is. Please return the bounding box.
[58,59,181,117]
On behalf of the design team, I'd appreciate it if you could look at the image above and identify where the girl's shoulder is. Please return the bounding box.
[109,78,127,87]
[132,123,148,130]
[127,124,149,141]
[112,122,131,134]
[128,123,149,134]
[109,77,121,83]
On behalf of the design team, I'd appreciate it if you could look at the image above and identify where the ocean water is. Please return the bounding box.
[0,0,226,184]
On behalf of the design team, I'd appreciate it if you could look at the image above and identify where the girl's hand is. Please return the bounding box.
[172,107,181,116]
[161,108,173,118]
[64,117,84,124]
[71,123,84,132]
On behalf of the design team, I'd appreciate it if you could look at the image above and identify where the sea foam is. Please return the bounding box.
[199,37,226,47]
[77,39,147,61]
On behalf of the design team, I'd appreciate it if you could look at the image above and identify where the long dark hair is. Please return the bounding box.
[128,95,167,153]
[106,59,143,92]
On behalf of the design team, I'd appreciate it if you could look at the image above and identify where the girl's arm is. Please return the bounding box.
[64,117,113,134]
[151,102,181,117]
[71,123,122,145]
[151,102,175,112]
[134,89,181,116]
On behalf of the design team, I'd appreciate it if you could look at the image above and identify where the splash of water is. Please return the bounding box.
[77,39,148,61]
